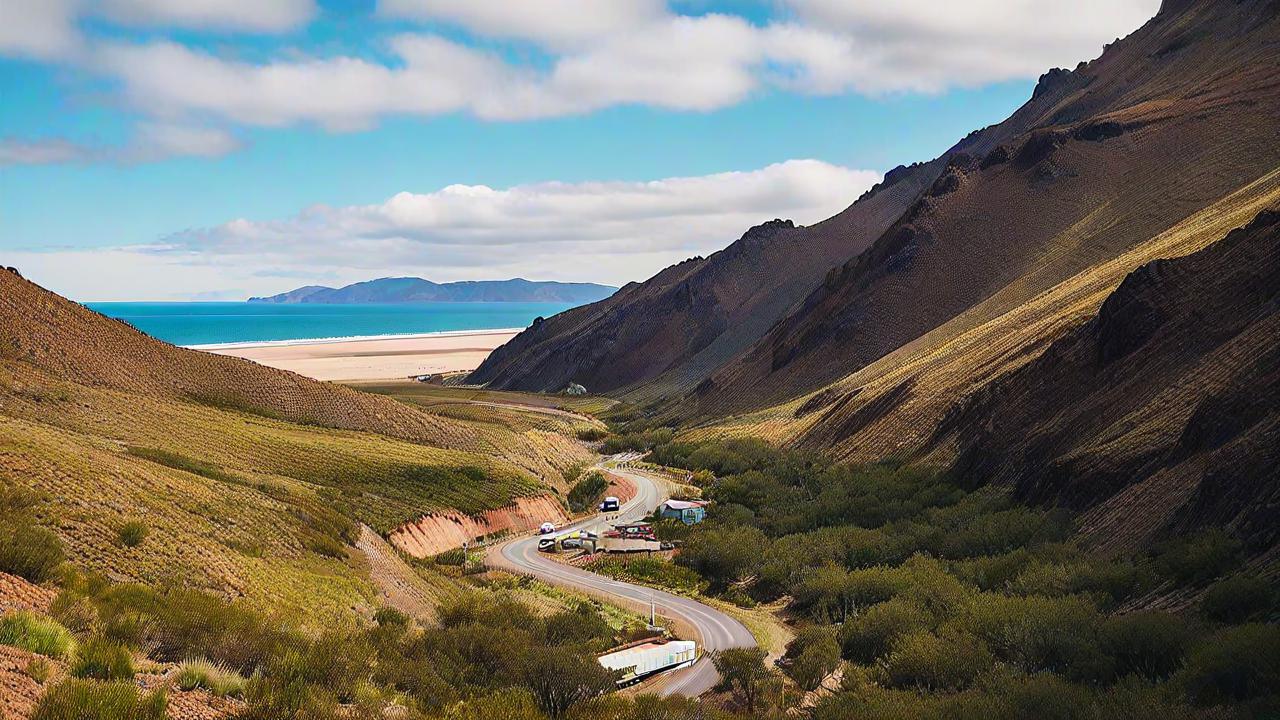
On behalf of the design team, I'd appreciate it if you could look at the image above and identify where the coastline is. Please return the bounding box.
[186,327,523,351]
[202,328,518,382]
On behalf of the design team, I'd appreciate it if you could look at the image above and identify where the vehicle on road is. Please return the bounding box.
[597,637,697,687]
[604,522,656,541]
[600,496,620,512]
[537,529,597,552]
[537,522,556,534]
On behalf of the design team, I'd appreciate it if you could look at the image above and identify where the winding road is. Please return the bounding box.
[488,460,756,697]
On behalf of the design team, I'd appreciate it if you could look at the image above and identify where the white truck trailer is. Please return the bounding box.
[596,638,697,686]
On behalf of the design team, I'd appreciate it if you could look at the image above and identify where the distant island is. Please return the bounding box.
[249,277,617,304]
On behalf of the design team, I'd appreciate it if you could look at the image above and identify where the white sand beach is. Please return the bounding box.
[202,329,518,382]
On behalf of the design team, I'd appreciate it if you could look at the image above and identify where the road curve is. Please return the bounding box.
[489,461,756,697]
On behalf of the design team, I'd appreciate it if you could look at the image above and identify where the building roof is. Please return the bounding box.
[660,499,707,510]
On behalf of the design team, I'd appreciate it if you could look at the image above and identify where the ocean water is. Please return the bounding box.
[86,302,578,348]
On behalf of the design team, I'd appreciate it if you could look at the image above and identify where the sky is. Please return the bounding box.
[0,0,1161,301]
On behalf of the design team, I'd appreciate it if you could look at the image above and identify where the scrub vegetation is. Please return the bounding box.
[644,438,1280,717]
[18,573,727,720]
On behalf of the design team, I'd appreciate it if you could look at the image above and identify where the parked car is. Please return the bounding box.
[538,522,556,535]
[600,496,620,512]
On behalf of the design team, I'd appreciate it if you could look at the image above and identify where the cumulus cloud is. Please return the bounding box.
[0,0,82,59]
[776,0,1162,93]
[95,0,316,32]
[0,0,314,62]
[9,160,880,300]
[94,17,768,129]
[0,123,241,166]
[81,1,1160,130]
[377,0,665,47]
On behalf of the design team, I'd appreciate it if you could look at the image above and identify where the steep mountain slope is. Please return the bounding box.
[469,165,947,395]
[250,276,615,304]
[686,0,1280,417]
[472,0,1280,426]
[939,209,1279,554]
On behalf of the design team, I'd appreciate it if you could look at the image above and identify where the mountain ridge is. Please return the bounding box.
[249,276,616,304]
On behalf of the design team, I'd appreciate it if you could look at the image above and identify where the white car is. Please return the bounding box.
[600,496,620,512]
[537,522,556,535]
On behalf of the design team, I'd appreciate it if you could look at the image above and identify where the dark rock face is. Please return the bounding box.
[470,0,1280,435]
[979,146,1010,169]
[942,210,1280,550]
[1033,67,1075,100]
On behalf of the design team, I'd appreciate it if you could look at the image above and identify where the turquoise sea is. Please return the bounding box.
[86,302,578,348]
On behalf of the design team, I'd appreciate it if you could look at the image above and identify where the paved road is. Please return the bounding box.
[490,460,756,697]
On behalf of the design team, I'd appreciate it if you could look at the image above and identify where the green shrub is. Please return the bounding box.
[1199,574,1273,623]
[574,427,608,442]
[1101,611,1192,681]
[71,637,135,681]
[1176,623,1280,704]
[50,592,98,634]
[93,585,292,675]
[117,521,148,548]
[544,603,612,647]
[302,533,346,559]
[25,656,52,684]
[175,658,247,698]
[585,556,707,594]
[373,607,409,630]
[784,626,841,691]
[879,628,992,692]
[125,446,231,482]
[676,524,768,591]
[567,471,609,513]
[0,521,64,583]
[938,508,1070,559]
[966,594,1110,682]
[839,597,932,663]
[32,679,166,720]
[0,611,76,659]
[522,643,616,717]
[1153,529,1242,585]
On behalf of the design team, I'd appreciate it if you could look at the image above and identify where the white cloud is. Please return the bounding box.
[0,124,241,166]
[95,0,315,32]
[83,1,1160,131]
[378,0,665,48]
[0,0,81,59]
[777,0,1162,93]
[7,160,880,300]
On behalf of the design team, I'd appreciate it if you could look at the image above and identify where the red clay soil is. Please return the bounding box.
[389,495,569,558]
[0,572,56,615]
[0,645,59,720]
[602,470,637,506]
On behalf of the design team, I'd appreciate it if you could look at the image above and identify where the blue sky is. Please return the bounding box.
[0,0,1160,300]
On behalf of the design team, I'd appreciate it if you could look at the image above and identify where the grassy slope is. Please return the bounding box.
[0,273,593,626]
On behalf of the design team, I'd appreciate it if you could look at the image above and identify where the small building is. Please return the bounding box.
[597,637,697,686]
[657,499,707,525]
